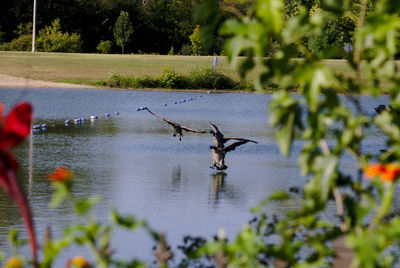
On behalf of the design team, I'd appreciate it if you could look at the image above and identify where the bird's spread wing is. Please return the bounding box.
[210,123,225,147]
[146,108,176,125]
[209,123,221,135]
[223,137,258,144]
[224,140,256,153]
[180,125,206,133]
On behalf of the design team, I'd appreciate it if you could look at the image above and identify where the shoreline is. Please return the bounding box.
[0,73,258,93]
[0,73,375,95]
[0,74,98,89]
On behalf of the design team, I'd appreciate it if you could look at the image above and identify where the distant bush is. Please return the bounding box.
[0,34,32,51]
[96,40,112,54]
[179,44,192,55]
[159,65,186,88]
[168,47,174,55]
[0,23,32,51]
[94,66,255,90]
[37,19,82,53]
[187,66,236,89]
[189,25,203,55]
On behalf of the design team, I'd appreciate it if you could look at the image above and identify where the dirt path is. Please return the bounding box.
[0,74,97,89]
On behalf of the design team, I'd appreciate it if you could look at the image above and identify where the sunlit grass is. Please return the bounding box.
[0,51,367,90]
[0,51,239,84]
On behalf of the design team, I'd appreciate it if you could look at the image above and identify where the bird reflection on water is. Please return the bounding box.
[171,165,181,185]
[210,172,227,205]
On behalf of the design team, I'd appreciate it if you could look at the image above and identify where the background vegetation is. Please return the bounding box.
[4,0,400,267]
[0,0,377,55]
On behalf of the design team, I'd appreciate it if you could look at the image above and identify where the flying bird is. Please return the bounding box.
[145,108,206,141]
[209,123,257,148]
[209,123,257,170]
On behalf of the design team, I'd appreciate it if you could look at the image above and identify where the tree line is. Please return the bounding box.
[0,0,377,55]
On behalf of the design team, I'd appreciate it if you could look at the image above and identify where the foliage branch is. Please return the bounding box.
[5,0,400,267]
[188,0,400,266]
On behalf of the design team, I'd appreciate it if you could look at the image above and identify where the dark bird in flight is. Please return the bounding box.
[146,108,206,141]
[209,123,258,170]
[209,123,257,148]
[374,104,393,114]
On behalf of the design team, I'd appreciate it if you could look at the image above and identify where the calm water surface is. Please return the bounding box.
[0,87,389,264]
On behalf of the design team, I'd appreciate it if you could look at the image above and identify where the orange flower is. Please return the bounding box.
[365,163,400,182]
[47,167,73,182]
[365,163,384,178]
[70,255,90,268]
[3,256,23,268]
[381,164,400,182]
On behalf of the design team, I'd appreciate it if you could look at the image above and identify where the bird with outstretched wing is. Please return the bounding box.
[209,123,258,170]
[146,108,206,141]
[209,123,258,148]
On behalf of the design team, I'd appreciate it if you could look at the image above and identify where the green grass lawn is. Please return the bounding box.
[0,51,242,84]
[0,51,356,88]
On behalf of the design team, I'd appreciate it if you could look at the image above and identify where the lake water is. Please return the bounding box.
[0,87,389,265]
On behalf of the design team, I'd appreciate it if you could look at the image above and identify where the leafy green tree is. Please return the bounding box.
[37,19,82,52]
[113,11,133,54]
[0,22,32,51]
[96,40,113,54]
[189,25,203,55]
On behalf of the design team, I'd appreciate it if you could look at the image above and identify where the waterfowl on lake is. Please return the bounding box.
[374,104,393,114]
[210,140,257,170]
[209,123,258,170]
[145,108,206,141]
[209,123,258,148]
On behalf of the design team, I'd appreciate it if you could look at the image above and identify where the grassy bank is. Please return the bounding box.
[0,51,243,85]
[0,51,356,90]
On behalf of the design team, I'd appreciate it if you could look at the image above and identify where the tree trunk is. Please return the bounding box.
[122,46,124,54]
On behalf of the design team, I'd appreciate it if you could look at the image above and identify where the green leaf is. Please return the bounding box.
[74,195,101,216]
[255,0,283,34]
[275,111,295,157]
[110,209,145,230]
[49,183,69,209]
[304,154,338,205]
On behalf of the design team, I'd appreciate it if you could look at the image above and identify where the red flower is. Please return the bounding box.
[0,102,37,267]
[47,167,73,182]
[365,162,400,182]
